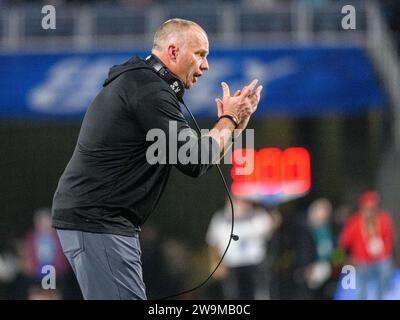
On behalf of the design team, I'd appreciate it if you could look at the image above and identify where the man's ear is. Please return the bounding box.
[167,44,179,63]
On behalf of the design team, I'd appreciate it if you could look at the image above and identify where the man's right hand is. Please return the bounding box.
[215,79,263,130]
[208,79,263,161]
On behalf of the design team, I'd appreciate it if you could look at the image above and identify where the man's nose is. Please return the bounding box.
[201,57,209,71]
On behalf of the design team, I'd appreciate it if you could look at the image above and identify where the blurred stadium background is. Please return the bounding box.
[1,0,400,300]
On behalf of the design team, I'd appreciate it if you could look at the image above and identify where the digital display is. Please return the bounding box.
[231,147,311,196]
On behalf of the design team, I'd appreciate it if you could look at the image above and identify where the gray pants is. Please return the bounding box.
[57,229,147,300]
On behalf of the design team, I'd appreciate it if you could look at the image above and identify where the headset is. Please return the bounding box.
[145,54,239,300]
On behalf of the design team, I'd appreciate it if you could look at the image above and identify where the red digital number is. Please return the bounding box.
[231,147,311,196]
[231,149,257,196]
[281,147,311,194]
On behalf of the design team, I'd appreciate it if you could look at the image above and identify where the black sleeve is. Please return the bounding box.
[131,81,220,177]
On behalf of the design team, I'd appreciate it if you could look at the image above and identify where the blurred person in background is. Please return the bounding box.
[294,198,335,299]
[6,208,68,299]
[21,207,68,299]
[339,190,395,300]
[206,197,281,300]
[51,18,262,300]
[23,208,69,282]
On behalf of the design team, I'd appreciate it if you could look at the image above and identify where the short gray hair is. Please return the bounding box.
[152,18,205,51]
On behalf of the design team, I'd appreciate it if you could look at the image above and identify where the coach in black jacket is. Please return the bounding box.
[52,18,262,300]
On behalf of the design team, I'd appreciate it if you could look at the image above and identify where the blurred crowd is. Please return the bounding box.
[0,189,397,300]
[203,190,397,300]
[1,0,399,51]
[0,0,399,17]
[290,191,396,300]
[0,0,371,9]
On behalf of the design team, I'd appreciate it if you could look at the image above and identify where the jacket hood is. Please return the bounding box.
[103,56,152,87]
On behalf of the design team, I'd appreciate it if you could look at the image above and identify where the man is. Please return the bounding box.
[295,198,334,299]
[52,18,262,300]
[339,191,395,299]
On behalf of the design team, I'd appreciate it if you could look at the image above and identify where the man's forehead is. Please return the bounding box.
[188,27,209,49]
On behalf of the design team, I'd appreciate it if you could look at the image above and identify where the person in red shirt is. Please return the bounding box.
[339,191,395,299]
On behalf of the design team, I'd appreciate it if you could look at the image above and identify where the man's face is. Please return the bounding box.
[175,27,209,89]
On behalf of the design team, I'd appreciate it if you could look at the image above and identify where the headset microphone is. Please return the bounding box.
[231,234,239,241]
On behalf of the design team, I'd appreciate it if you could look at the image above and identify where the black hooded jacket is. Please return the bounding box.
[52,56,219,236]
